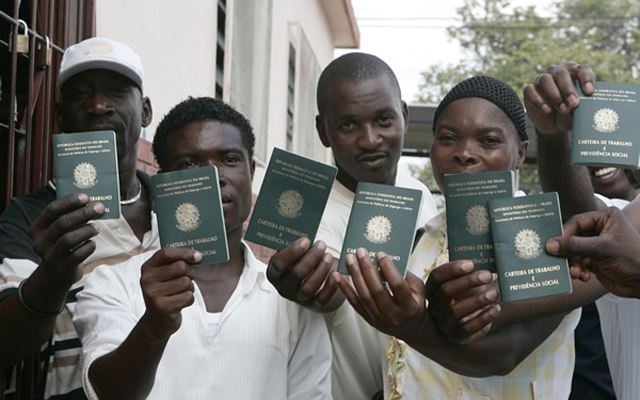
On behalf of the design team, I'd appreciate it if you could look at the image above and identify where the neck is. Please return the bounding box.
[118,153,140,201]
[193,239,245,279]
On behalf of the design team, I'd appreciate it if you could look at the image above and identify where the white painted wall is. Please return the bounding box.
[94,0,354,190]
[95,0,218,140]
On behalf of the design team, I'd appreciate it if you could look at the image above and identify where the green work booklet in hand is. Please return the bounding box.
[52,130,121,219]
[571,81,640,168]
[488,192,572,302]
[244,147,337,251]
[152,166,229,265]
[338,182,423,277]
[444,170,515,273]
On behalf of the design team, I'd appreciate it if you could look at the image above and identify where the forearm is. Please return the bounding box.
[537,130,598,220]
[0,266,70,365]
[402,312,565,377]
[88,314,169,400]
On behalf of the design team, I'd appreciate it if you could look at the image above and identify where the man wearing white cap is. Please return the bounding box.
[0,37,159,400]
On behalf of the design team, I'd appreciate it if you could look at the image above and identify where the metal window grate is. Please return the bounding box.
[0,0,95,214]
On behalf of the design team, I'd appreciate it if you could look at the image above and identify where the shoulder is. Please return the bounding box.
[0,184,56,262]
[1,184,55,224]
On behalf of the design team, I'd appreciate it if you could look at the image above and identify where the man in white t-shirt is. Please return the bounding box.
[73,97,331,399]
[267,53,437,400]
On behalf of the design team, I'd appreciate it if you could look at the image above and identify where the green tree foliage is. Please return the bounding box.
[416,0,640,104]
[410,0,640,193]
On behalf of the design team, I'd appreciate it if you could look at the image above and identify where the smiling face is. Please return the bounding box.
[316,74,407,192]
[588,167,637,200]
[163,120,255,239]
[57,69,152,165]
[430,97,528,193]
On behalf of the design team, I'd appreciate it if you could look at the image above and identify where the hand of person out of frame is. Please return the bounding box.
[546,207,640,299]
[140,248,201,340]
[30,193,105,287]
[523,62,595,134]
[424,260,501,345]
[266,237,337,308]
[332,248,426,339]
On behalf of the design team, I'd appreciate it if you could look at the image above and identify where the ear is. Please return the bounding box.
[55,102,66,132]
[316,114,330,148]
[401,100,409,133]
[516,140,529,170]
[141,96,153,128]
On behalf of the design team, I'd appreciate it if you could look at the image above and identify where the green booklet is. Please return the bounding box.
[444,171,515,273]
[152,166,228,265]
[571,81,640,168]
[337,182,423,277]
[488,192,572,302]
[52,130,120,219]
[244,147,337,251]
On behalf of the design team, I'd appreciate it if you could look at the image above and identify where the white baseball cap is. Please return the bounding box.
[58,37,144,91]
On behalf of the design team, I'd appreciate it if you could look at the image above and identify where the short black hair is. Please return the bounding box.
[153,96,255,170]
[316,52,401,114]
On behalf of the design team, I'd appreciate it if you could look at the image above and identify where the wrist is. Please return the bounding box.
[17,279,66,318]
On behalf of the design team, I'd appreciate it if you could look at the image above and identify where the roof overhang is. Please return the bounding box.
[320,0,360,48]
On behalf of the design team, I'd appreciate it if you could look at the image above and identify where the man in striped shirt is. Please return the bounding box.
[0,37,158,399]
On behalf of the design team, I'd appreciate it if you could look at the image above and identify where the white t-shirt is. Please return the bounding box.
[74,244,332,400]
[317,171,437,400]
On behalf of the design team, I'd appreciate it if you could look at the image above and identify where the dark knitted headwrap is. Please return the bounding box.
[432,76,528,141]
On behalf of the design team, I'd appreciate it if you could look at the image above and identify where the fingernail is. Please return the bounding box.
[89,222,100,233]
[566,93,579,107]
[461,261,474,272]
[584,82,594,93]
[479,271,492,283]
[93,203,105,213]
[546,240,559,254]
[346,253,356,265]
[193,251,203,262]
[78,193,89,203]
[486,288,498,301]
[540,103,552,114]
[356,248,368,258]
[558,103,569,114]
[299,237,311,249]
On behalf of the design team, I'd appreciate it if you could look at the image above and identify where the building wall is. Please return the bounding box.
[95,0,218,140]
[95,0,353,191]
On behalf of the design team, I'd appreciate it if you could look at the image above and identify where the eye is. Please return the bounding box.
[108,85,129,97]
[67,86,91,101]
[481,135,502,146]
[435,132,456,144]
[180,160,199,169]
[225,155,241,164]
[378,114,394,126]
[339,120,355,132]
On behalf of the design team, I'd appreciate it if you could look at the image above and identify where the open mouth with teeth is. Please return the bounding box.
[592,167,618,179]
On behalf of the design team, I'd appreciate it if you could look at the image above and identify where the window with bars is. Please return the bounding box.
[0,0,95,214]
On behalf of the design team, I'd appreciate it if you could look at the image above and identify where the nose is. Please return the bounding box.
[358,124,383,150]
[453,141,479,165]
[86,91,113,116]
